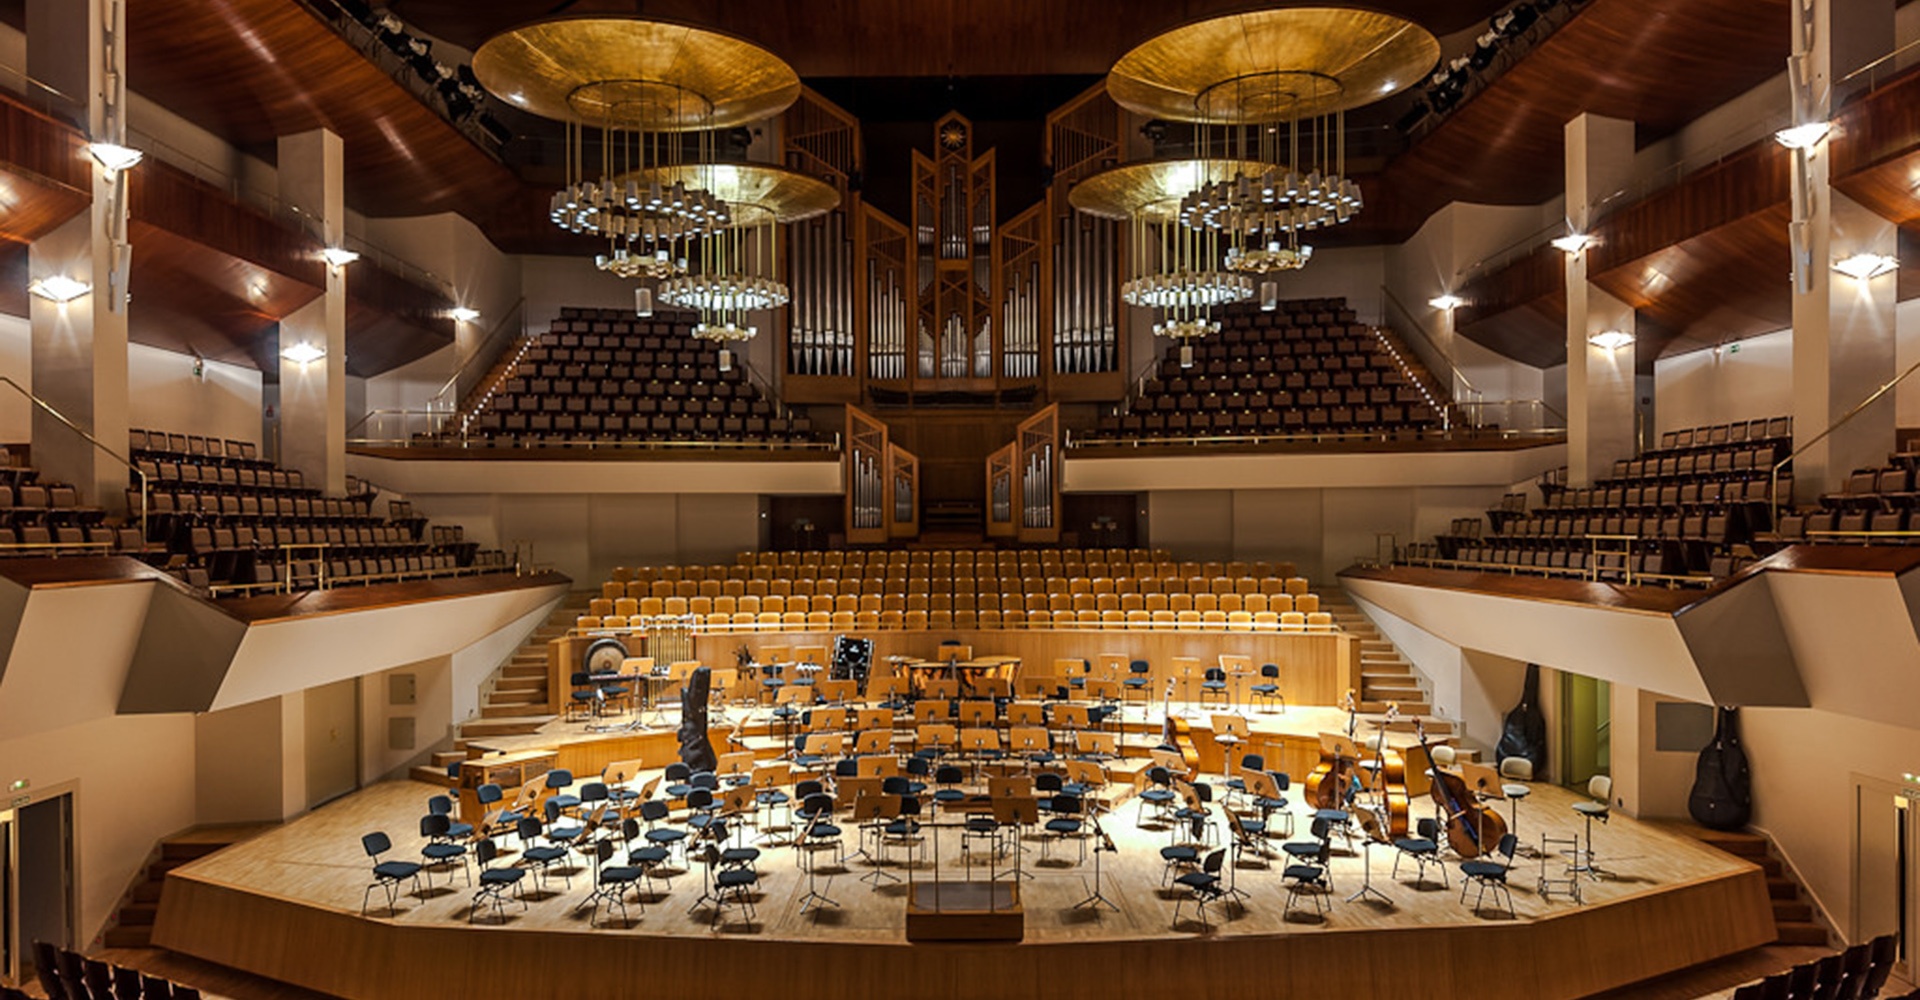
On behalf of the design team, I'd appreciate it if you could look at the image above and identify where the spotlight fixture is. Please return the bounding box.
[1773,122,1831,150]
[320,247,361,269]
[1550,232,1595,255]
[1832,252,1898,280]
[86,142,143,172]
[1429,293,1465,310]
[281,342,326,365]
[27,275,91,303]
[448,306,480,322]
[1588,329,1634,351]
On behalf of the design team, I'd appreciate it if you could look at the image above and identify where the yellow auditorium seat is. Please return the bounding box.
[614,597,639,617]
[746,580,769,597]
[1279,612,1306,632]
[881,610,904,629]
[783,611,808,627]
[1101,610,1125,629]
[640,597,665,616]
[855,611,880,629]
[1145,593,1169,612]
[808,611,832,628]
[675,580,698,598]
[706,612,731,630]
[699,579,722,598]
[723,579,745,597]
[576,615,603,630]
[737,595,761,614]
[1002,609,1026,628]
[953,610,977,628]
[1269,594,1295,613]
[1120,593,1144,612]
[1126,610,1151,630]
[905,610,929,629]
[763,595,786,614]
[651,580,674,599]
[860,595,883,614]
[787,595,810,614]
[1194,594,1219,613]
[1296,594,1320,614]
[689,597,712,615]
[664,597,689,615]
[714,596,737,614]
[1306,611,1334,631]
[1219,594,1243,613]
[1252,611,1280,632]
[1027,610,1051,628]
[770,579,793,597]
[590,598,613,616]
[1285,577,1310,596]
[1201,610,1228,629]
[978,610,1001,628]
[1245,593,1268,613]
[757,612,782,628]
[1227,611,1254,632]
[1176,610,1202,628]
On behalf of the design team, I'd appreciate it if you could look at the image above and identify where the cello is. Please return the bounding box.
[1414,718,1506,858]
[1160,677,1201,781]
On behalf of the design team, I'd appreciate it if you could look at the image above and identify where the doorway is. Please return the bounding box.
[1,792,75,987]
[1560,673,1612,790]
[1855,780,1915,981]
[304,678,361,808]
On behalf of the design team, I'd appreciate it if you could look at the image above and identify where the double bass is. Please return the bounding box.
[1414,718,1506,858]
[1160,677,1200,781]
[1306,691,1366,810]
[1358,703,1411,840]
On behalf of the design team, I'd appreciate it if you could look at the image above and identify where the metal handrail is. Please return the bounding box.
[1379,284,1480,404]
[0,376,146,539]
[1068,423,1563,450]
[430,297,527,416]
[1769,354,1920,512]
[348,423,842,453]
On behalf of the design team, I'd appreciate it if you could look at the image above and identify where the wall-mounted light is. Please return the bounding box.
[448,306,480,323]
[1588,329,1634,351]
[1773,122,1831,150]
[1429,293,1464,310]
[1833,252,1898,281]
[86,142,144,172]
[281,342,326,365]
[320,247,361,270]
[1550,233,1595,255]
[28,275,91,303]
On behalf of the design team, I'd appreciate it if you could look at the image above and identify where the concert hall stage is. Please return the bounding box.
[153,733,1775,1000]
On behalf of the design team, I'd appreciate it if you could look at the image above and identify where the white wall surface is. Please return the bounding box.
[1653,329,1795,436]
[0,314,29,443]
[127,343,263,445]
[1260,245,1388,324]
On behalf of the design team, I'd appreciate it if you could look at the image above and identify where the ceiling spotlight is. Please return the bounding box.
[1429,293,1465,310]
[281,342,326,365]
[320,247,361,269]
[448,306,480,323]
[1832,252,1898,280]
[1773,122,1831,150]
[28,275,91,303]
[86,142,143,172]
[1551,232,1595,255]
[1588,329,1634,351]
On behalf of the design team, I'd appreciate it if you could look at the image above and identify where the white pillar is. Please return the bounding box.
[276,129,348,496]
[1788,0,1898,499]
[25,0,131,509]
[1563,113,1637,487]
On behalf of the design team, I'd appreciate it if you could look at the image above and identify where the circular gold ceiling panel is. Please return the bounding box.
[620,163,841,227]
[1068,158,1271,222]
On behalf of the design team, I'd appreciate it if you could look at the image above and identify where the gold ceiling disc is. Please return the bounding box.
[474,17,801,130]
[1106,7,1440,123]
[620,163,841,227]
[1068,158,1271,222]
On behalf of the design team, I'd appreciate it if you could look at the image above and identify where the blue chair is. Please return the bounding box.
[515,816,573,890]
[568,671,597,721]
[795,790,842,871]
[1034,771,1063,813]
[903,755,933,795]
[1137,766,1179,825]
[469,838,526,923]
[638,799,687,866]
[541,798,589,853]
[696,842,760,929]
[1224,753,1264,807]
[1121,659,1152,706]
[1172,848,1235,930]
[1248,663,1285,712]
[932,765,967,803]
[544,769,580,812]
[1283,836,1332,919]
[427,794,473,840]
[572,781,610,823]
[663,762,694,799]
[1199,667,1229,708]
[473,783,525,843]
[882,796,925,869]
[1460,832,1519,917]
[1283,816,1337,892]
[1042,793,1085,864]
[418,814,470,887]
[618,817,672,899]
[590,669,630,714]
[1392,817,1447,887]
[578,838,641,927]
[685,788,720,833]
[360,832,422,915]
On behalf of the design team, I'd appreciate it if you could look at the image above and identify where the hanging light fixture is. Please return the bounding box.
[1106,9,1437,281]
[474,18,801,285]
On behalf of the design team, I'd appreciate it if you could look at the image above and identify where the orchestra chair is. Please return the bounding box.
[1571,774,1612,878]
[637,799,688,869]
[516,815,574,891]
[694,842,759,930]
[567,671,597,721]
[795,789,844,871]
[1249,663,1286,712]
[1225,803,1272,866]
[619,817,673,899]
[1223,752,1263,808]
[427,793,473,840]
[1497,757,1534,854]
[1391,817,1447,888]
[1160,811,1206,885]
[882,795,928,870]
[1041,793,1086,864]
[1198,667,1230,708]
[1282,832,1332,919]
[1137,766,1179,827]
[359,831,423,916]
[469,838,527,924]
[1459,832,1520,917]
[543,769,581,812]
[578,838,642,928]
[1122,659,1153,708]
[418,813,471,888]
[1172,849,1237,931]
[1282,816,1338,892]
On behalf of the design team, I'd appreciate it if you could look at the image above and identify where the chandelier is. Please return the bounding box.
[1071,158,1263,367]
[1106,8,1439,290]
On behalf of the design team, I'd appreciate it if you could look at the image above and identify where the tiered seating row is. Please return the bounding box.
[1092,297,1441,440]
[1766,447,1920,546]
[461,307,817,445]
[584,549,1336,633]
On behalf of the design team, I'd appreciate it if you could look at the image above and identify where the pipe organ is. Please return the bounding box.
[777,88,1132,404]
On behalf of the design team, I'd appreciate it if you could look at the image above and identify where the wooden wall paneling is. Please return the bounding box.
[1831,60,1920,224]
[886,442,919,538]
[0,92,92,245]
[1016,402,1061,544]
[844,404,889,544]
[985,441,1016,538]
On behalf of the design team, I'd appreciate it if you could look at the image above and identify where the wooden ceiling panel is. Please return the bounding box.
[1590,205,1793,358]
[127,224,309,367]
[1457,292,1567,369]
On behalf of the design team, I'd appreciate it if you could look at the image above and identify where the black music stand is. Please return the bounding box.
[1073,807,1120,912]
[855,794,902,887]
[1345,828,1393,906]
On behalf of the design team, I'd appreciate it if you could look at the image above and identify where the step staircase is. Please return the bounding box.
[406,590,588,785]
[1320,584,1463,750]
[103,825,274,948]
[447,326,543,437]
[1676,826,1828,946]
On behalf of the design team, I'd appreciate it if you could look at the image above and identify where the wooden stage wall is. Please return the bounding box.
[547,629,1356,716]
[153,863,1775,1000]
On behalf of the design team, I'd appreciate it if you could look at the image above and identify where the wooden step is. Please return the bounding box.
[409,764,457,787]
[459,715,556,738]
[482,700,542,717]
[431,750,468,768]
[102,925,151,949]
[1775,922,1828,946]
[495,675,545,691]
[502,664,548,679]
[131,881,164,903]
[1773,899,1813,923]
[1767,877,1799,900]
[117,902,157,926]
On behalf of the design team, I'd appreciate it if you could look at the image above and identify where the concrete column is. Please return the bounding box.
[1788,0,1898,499]
[1563,113,1637,487]
[24,0,131,509]
[276,129,348,496]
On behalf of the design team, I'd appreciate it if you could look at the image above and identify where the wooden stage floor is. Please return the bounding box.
[153,725,1777,1000]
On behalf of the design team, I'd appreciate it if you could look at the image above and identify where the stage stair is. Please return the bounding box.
[102,825,274,948]
[1320,584,1464,752]
[1668,825,1826,946]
